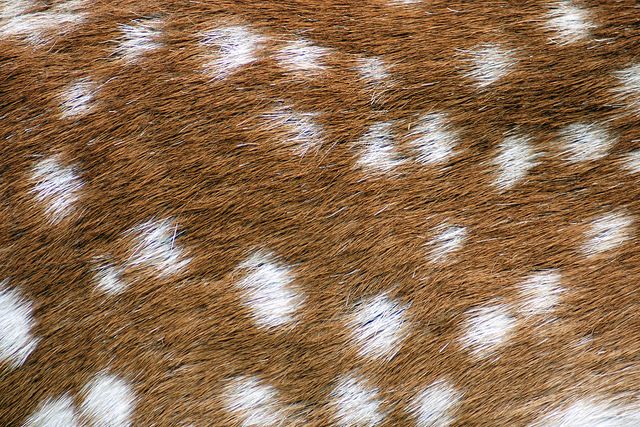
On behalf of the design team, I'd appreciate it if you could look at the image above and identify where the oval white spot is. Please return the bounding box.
[583,212,634,256]
[224,376,292,427]
[544,1,595,45]
[408,113,458,165]
[23,394,79,427]
[356,122,405,174]
[31,156,83,224]
[80,372,135,427]
[517,270,564,317]
[493,133,540,190]
[0,282,39,368]
[427,223,467,263]
[464,44,515,88]
[409,380,462,427]
[558,123,615,163]
[331,374,385,427]
[460,303,515,358]
[201,25,266,79]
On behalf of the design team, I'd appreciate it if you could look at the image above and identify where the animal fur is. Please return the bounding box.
[1,0,640,426]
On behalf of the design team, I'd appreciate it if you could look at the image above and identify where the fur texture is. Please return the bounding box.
[1,0,640,426]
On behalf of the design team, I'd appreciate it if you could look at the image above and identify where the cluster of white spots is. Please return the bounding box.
[356,122,406,174]
[25,372,134,427]
[59,78,97,118]
[0,282,38,368]
[201,25,266,79]
[276,38,329,74]
[92,259,126,296]
[127,218,191,278]
[544,1,595,45]
[459,302,516,358]
[0,0,86,44]
[532,398,640,427]
[113,17,163,62]
[427,223,467,263]
[262,106,324,155]
[558,123,615,162]
[31,156,83,224]
[493,133,540,190]
[614,63,640,112]
[224,376,291,427]
[348,293,409,361]
[409,380,462,427]
[236,251,304,329]
[407,113,458,165]
[23,394,79,427]
[622,150,640,174]
[517,270,564,318]
[331,374,385,427]
[463,44,516,88]
[80,372,135,427]
[583,212,634,256]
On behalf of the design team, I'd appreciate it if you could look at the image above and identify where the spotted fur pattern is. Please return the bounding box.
[2,0,640,426]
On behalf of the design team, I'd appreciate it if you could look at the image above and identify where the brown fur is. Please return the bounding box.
[1,0,640,425]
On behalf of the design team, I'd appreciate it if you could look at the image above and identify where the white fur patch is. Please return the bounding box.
[276,38,329,74]
[464,44,515,88]
[558,123,615,162]
[356,122,405,174]
[544,1,595,45]
[31,156,83,224]
[614,63,640,112]
[0,283,38,368]
[201,25,266,79]
[80,372,135,427]
[263,107,323,155]
[23,394,79,427]
[236,251,304,329]
[408,113,458,165]
[224,376,289,427]
[583,212,634,256]
[59,78,96,118]
[0,0,85,44]
[127,218,191,278]
[622,150,640,174]
[409,380,462,427]
[348,293,409,361]
[113,17,163,62]
[427,223,466,263]
[93,259,126,296]
[356,56,390,84]
[493,133,540,190]
[331,374,385,427]
[517,270,564,317]
[533,398,640,427]
[460,303,515,358]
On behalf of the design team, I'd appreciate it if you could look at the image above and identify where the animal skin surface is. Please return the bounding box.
[1,0,640,426]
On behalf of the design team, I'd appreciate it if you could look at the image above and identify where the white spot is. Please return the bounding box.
[356,57,389,84]
[0,0,85,44]
[409,380,462,427]
[463,44,515,88]
[31,156,83,224]
[348,293,409,361]
[276,38,329,74]
[427,223,466,263]
[224,376,290,427]
[356,122,405,174]
[113,17,163,62]
[408,112,458,165]
[59,78,96,118]
[558,123,615,162]
[331,374,385,427]
[201,25,265,79]
[532,398,640,427]
[517,270,564,317]
[127,218,191,278]
[544,1,595,45]
[236,251,304,329]
[23,394,78,427]
[262,106,323,155]
[0,282,38,368]
[622,150,640,174]
[583,212,634,256]
[93,259,126,296]
[493,133,540,190]
[614,63,640,113]
[80,372,135,427]
[460,303,515,358]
